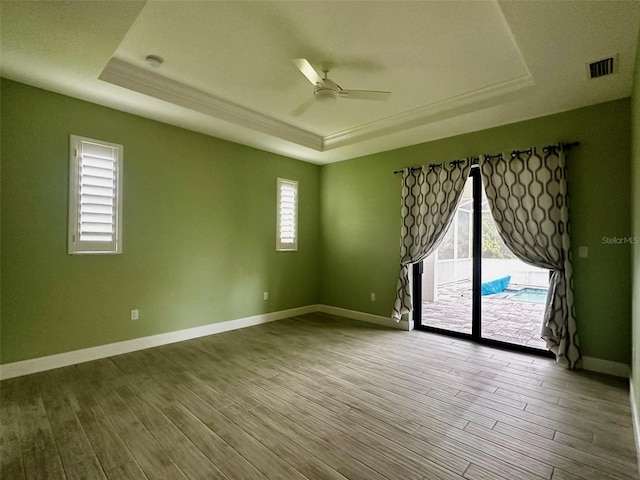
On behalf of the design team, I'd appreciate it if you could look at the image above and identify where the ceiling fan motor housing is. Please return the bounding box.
[314,78,340,103]
[314,86,339,103]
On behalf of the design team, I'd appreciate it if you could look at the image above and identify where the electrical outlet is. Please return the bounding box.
[370,292,376,301]
[131,309,139,320]
[263,292,269,301]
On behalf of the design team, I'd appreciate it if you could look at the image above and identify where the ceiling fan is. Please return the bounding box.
[291,58,391,116]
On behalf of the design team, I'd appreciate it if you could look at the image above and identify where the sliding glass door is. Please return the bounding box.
[415,168,552,355]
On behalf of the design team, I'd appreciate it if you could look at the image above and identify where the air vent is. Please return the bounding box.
[587,55,617,79]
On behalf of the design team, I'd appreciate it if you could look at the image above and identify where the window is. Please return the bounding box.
[276,177,298,251]
[68,135,123,255]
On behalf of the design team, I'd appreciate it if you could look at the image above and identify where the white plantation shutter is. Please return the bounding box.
[277,178,298,251]
[69,135,123,254]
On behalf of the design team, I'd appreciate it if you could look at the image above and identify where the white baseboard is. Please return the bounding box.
[317,304,412,331]
[582,356,630,378]
[630,377,640,476]
[0,305,318,380]
[7,303,621,382]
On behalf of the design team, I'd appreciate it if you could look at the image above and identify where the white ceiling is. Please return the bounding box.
[1,1,639,164]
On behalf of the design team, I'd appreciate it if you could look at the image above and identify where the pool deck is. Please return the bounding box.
[422,280,548,350]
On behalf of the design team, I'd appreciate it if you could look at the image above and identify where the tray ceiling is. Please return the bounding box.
[1,1,639,164]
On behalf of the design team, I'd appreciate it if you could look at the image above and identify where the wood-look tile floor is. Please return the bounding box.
[1,313,638,480]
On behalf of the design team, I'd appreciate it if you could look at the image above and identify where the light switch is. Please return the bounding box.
[578,246,588,258]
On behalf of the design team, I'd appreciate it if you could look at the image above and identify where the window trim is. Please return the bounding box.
[276,177,298,251]
[68,135,123,255]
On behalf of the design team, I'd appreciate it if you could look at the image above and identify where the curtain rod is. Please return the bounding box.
[393,141,580,175]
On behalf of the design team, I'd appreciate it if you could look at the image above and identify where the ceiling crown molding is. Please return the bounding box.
[99,58,324,151]
[323,74,535,150]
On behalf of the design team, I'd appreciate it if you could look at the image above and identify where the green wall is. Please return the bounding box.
[0,79,320,364]
[320,99,632,364]
[1,77,635,367]
[631,30,640,418]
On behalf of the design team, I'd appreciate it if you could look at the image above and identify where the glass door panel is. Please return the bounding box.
[421,180,473,335]
[479,185,549,349]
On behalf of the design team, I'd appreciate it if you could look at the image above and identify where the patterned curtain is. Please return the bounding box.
[480,147,581,368]
[392,160,472,320]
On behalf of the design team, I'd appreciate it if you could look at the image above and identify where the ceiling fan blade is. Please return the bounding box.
[291,97,316,117]
[339,89,391,100]
[293,58,323,85]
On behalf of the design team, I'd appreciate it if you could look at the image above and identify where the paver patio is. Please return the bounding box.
[422,280,548,350]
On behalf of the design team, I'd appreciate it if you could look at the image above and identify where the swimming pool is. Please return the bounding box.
[510,288,547,304]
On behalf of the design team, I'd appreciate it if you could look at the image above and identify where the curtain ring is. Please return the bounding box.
[511,148,532,158]
[543,145,560,155]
